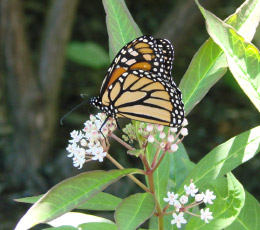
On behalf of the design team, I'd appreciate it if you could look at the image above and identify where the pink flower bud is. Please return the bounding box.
[148,134,155,143]
[146,124,154,132]
[171,144,178,152]
[167,135,174,143]
[159,132,166,139]
[181,128,188,136]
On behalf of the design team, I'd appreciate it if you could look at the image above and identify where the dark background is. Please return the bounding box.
[0,0,259,229]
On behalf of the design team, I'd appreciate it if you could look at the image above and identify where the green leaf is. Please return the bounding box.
[15,192,121,211]
[77,192,122,211]
[170,142,194,190]
[186,173,245,229]
[197,0,260,112]
[102,0,142,59]
[44,226,77,230]
[226,191,260,230]
[67,42,109,68]
[47,212,113,228]
[79,222,117,230]
[15,192,122,211]
[15,169,138,230]
[179,125,260,194]
[115,193,156,230]
[180,0,260,114]
[15,195,42,204]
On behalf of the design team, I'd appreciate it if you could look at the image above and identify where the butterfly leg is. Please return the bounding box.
[98,116,110,139]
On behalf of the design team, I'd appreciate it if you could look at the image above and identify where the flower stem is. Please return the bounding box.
[151,150,167,173]
[151,148,161,168]
[110,133,135,150]
[142,155,164,230]
[106,153,149,192]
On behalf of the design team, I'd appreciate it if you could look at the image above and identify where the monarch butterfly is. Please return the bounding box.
[90,35,184,130]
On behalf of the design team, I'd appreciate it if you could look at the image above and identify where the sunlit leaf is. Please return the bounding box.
[15,192,122,211]
[179,125,260,194]
[47,212,113,228]
[79,222,117,230]
[226,191,260,230]
[186,173,245,229]
[67,42,109,68]
[102,0,142,59]
[197,0,260,112]
[115,193,156,230]
[15,169,138,230]
[180,0,260,114]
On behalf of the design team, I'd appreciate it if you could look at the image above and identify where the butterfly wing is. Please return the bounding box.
[101,69,184,126]
[100,35,174,96]
[155,38,174,76]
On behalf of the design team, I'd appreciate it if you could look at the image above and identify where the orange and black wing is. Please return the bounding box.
[101,69,184,127]
[100,35,174,96]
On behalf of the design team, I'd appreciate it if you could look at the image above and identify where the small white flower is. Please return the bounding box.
[202,189,216,204]
[184,183,198,197]
[179,195,188,204]
[180,128,188,136]
[171,212,187,228]
[200,208,213,223]
[170,144,178,152]
[174,200,181,212]
[182,118,188,127]
[66,143,77,154]
[146,124,154,132]
[157,124,164,132]
[80,139,88,147]
[148,134,155,143]
[160,142,166,149]
[159,131,166,139]
[195,193,204,202]
[91,146,107,162]
[170,127,178,133]
[71,148,86,169]
[69,130,83,143]
[164,191,179,205]
[167,135,174,143]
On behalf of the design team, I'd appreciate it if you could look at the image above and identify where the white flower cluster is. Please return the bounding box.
[164,182,216,228]
[66,113,116,169]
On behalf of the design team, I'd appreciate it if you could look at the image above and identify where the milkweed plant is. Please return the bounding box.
[15,0,260,230]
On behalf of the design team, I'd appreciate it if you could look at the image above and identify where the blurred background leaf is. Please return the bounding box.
[67,41,109,68]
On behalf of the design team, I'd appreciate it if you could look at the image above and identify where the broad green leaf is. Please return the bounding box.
[170,142,194,190]
[15,169,138,230]
[197,1,260,112]
[44,226,77,230]
[77,192,122,211]
[47,212,113,228]
[115,193,156,230]
[67,42,109,68]
[15,192,122,211]
[186,173,245,229]
[79,222,117,230]
[179,125,260,195]
[15,195,42,204]
[180,0,260,114]
[102,0,142,59]
[226,191,260,230]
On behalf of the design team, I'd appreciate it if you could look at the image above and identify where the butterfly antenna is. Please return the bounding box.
[80,93,89,98]
[60,100,90,125]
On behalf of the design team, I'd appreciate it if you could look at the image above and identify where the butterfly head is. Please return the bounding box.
[89,96,102,109]
[90,96,113,117]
